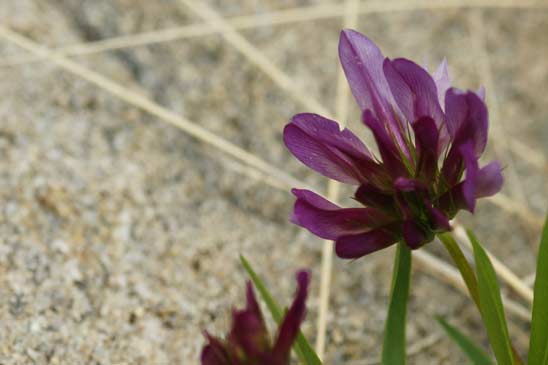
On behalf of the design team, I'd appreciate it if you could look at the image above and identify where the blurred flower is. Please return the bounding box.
[284,29,503,259]
[201,271,310,365]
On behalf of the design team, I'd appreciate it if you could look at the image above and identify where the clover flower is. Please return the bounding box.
[201,271,310,365]
[284,29,503,259]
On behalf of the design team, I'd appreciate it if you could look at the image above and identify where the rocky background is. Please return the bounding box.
[0,0,547,364]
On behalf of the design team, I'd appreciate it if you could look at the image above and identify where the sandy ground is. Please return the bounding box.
[0,0,547,364]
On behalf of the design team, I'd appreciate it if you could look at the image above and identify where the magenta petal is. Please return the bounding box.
[245,282,264,323]
[339,30,394,117]
[291,188,338,210]
[459,142,479,212]
[437,185,463,219]
[355,182,394,210]
[433,58,451,108]
[339,30,408,154]
[362,110,408,177]
[442,89,488,186]
[412,116,439,180]
[229,311,268,358]
[273,271,310,356]
[382,58,415,123]
[383,58,445,127]
[290,113,372,157]
[227,283,268,358]
[445,88,468,138]
[201,334,230,365]
[284,113,376,185]
[441,143,465,187]
[427,205,451,231]
[291,188,389,240]
[335,229,397,258]
[445,88,489,155]
[413,116,438,151]
[403,220,426,249]
[394,177,427,193]
[476,161,503,198]
[438,142,481,215]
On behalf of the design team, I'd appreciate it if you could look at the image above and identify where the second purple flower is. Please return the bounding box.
[201,271,310,365]
[284,29,503,259]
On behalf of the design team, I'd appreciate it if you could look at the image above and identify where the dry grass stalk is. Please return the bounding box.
[178,0,333,119]
[315,1,360,359]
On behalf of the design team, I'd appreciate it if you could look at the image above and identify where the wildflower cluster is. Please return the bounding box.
[200,29,514,364]
[284,29,503,258]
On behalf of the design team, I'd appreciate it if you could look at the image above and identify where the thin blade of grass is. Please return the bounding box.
[528,213,548,365]
[468,230,514,365]
[437,317,494,365]
[382,243,412,365]
[240,255,322,365]
[439,232,481,307]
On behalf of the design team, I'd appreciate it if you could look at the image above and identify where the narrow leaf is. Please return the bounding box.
[437,317,494,365]
[439,232,480,307]
[468,230,514,365]
[528,213,548,365]
[240,255,322,365]
[382,243,412,365]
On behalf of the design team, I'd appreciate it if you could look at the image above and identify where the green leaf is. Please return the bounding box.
[439,232,480,307]
[240,255,322,365]
[382,243,412,365]
[468,230,514,365]
[528,213,548,365]
[437,317,494,365]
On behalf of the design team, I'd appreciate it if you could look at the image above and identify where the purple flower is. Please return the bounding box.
[284,29,503,259]
[201,271,310,365]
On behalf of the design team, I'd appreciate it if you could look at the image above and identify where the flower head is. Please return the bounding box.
[284,29,503,259]
[201,271,310,365]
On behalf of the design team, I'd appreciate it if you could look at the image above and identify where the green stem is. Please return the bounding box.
[382,243,412,365]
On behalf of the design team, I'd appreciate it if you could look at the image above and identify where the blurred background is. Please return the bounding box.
[0,0,547,364]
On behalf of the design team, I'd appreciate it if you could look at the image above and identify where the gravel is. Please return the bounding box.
[0,1,546,363]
